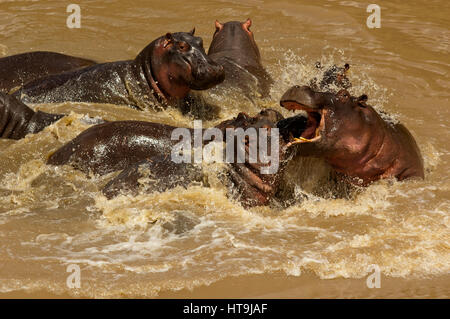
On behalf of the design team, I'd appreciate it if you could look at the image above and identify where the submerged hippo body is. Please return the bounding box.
[48,109,296,207]
[0,31,224,140]
[0,51,96,94]
[279,86,424,185]
[0,93,64,140]
[47,121,182,175]
[207,19,273,99]
[101,156,204,200]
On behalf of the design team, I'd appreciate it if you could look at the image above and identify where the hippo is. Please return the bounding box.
[0,31,225,139]
[207,18,349,98]
[45,83,424,207]
[47,109,298,207]
[0,51,96,94]
[207,18,273,99]
[0,93,63,140]
[310,62,352,91]
[177,18,274,118]
[14,31,224,107]
[279,85,424,185]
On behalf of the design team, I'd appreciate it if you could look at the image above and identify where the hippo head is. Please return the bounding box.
[311,63,352,91]
[215,109,294,207]
[208,18,261,65]
[279,85,425,185]
[279,85,377,163]
[137,31,225,102]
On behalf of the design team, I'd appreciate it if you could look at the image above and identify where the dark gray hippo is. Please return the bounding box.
[14,31,224,108]
[0,31,225,139]
[0,51,96,94]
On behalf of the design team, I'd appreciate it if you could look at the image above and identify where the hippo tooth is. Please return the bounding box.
[294,137,313,142]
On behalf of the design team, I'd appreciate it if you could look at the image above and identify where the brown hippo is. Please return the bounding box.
[207,18,349,98]
[0,51,96,94]
[47,109,298,207]
[177,18,274,118]
[207,18,273,99]
[0,31,225,139]
[279,85,424,185]
[46,85,424,207]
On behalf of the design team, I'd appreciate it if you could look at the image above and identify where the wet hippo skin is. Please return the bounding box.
[279,85,424,185]
[207,19,273,99]
[0,51,96,94]
[310,62,352,91]
[0,31,225,139]
[48,109,299,208]
[0,93,63,140]
[14,31,224,109]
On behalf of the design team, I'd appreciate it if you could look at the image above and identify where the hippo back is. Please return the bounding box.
[47,121,180,175]
[0,51,96,94]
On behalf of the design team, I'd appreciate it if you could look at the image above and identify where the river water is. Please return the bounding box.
[0,0,448,298]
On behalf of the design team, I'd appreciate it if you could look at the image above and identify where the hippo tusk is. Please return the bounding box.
[293,137,313,143]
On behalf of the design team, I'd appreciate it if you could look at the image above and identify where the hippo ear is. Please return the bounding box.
[163,33,174,48]
[243,18,252,31]
[358,94,368,102]
[215,20,223,31]
[357,94,368,107]
[189,28,195,36]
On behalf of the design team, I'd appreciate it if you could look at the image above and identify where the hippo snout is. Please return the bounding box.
[190,59,225,90]
[280,85,322,110]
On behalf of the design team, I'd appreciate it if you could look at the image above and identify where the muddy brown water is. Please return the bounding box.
[0,0,449,298]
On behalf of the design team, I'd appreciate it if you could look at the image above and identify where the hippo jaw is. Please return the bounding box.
[188,57,225,90]
[279,86,327,147]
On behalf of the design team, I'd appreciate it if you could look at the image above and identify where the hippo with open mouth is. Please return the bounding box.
[278,85,424,185]
[24,83,424,207]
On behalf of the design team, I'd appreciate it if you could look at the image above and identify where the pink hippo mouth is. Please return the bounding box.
[280,100,325,146]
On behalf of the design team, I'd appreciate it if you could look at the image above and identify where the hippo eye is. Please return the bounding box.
[337,89,350,101]
[178,41,190,51]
